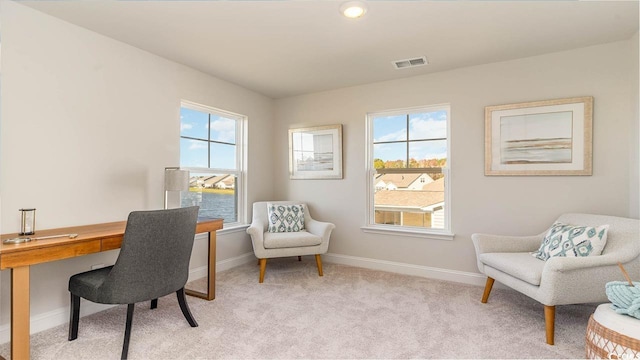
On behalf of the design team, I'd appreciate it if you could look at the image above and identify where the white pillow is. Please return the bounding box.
[267,203,305,233]
[532,222,609,261]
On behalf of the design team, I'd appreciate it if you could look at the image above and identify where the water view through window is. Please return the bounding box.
[181,173,238,223]
[179,102,244,225]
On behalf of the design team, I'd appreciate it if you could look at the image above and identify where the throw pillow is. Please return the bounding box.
[532,222,609,261]
[267,203,305,233]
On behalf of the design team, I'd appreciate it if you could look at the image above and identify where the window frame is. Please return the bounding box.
[363,104,453,240]
[179,100,247,228]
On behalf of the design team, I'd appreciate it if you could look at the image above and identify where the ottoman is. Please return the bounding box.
[586,303,640,359]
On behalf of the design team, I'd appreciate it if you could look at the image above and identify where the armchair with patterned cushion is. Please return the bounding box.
[246,201,335,283]
[472,213,640,345]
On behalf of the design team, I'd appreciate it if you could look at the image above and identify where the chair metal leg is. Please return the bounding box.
[68,293,81,341]
[315,254,324,277]
[544,305,555,345]
[259,258,267,283]
[121,304,135,360]
[176,288,198,327]
[150,299,158,309]
[481,277,495,303]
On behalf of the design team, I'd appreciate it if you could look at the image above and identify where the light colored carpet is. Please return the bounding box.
[0,258,596,359]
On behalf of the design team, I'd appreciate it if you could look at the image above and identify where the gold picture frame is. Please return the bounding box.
[485,96,593,176]
[289,124,343,180]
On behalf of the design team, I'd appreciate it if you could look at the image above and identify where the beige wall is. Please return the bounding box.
[630,31,639,219]
[274,38,639,274]
[0,0,638,342]
[0,1,273,333]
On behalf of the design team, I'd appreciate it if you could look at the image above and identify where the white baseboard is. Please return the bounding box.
[323,253,487,287]
[0,252,257,345]
[0,300,115,344]
[0,252,484,344]
[187,252,255,282]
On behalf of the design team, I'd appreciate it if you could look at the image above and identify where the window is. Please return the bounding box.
[179,101,246,226]
[365,104,451,238]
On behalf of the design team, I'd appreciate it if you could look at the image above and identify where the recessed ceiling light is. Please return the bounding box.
[340,1,368,19]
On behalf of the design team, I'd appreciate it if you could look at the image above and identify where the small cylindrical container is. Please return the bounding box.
[19,208,36,236]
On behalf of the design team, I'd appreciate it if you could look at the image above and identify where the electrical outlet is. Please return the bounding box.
[91,263,105,270]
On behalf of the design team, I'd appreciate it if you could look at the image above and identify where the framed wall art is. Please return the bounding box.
[485,96,593,176]
[289,124,343,179]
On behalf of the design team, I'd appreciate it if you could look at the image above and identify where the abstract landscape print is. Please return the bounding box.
[499,111,573,164]
[484,96,592,176]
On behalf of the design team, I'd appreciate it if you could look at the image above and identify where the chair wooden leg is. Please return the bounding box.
[259,258,267,283]
[544,305,555,345]
[150,299,158,309]
[481,277,495,303]
[68,293,81,341]
[298,256,302,261]
[315,254,324,277]
[121,304,135,360]
[176,288,198,327]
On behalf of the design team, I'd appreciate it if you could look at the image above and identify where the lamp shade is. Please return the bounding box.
[164,168,190,192]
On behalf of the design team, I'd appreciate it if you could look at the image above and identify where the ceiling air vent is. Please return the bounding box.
[393,56,428,70]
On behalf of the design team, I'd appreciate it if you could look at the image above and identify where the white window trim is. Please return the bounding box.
[180,101,248,227]
[360,225,454,241]
[364,104,453,240]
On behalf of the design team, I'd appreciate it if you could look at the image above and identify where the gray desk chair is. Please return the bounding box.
[68,206,200,359]
[472,213,639,345]
[247,201,335,283]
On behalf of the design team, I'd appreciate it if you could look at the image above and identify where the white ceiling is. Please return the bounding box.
[21,1,640,99]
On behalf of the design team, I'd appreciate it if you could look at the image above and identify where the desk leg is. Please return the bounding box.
[186,231,216,300]
[11,266,30,360]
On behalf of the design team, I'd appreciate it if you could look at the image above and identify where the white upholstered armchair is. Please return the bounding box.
[246,201,335,283]
[472,213,639,345]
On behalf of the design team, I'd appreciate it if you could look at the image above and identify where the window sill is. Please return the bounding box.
[195,223,248,238]
[360,225,454,241]
[218,224,249,235]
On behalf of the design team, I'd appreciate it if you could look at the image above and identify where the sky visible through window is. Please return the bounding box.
[373,110,447,165]
[180,107,237,170]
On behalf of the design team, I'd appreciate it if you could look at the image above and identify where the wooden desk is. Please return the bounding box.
[0,218,223,360]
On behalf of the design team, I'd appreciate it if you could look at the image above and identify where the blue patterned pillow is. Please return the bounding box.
[532,222,609,261]
[267,203,305,233]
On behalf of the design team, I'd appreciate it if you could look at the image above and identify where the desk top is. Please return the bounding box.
[0,218,223,269]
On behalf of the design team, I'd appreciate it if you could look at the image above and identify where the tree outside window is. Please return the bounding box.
[367,105,451,233]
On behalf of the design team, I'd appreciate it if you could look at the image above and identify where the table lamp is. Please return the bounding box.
[164,167,189,209]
